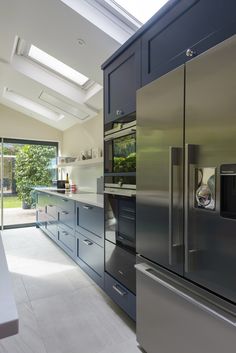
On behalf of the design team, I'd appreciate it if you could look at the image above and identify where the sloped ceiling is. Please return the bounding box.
[0,0,132,130]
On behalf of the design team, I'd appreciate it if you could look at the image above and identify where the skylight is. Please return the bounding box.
[28,45,89,86]
[3,88,64,121]
[112,0,170,24]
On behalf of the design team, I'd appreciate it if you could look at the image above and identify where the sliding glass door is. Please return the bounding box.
[1,138,58,229]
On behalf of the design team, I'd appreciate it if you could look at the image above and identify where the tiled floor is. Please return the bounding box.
[0,227,140,353]
[3,208,36,227]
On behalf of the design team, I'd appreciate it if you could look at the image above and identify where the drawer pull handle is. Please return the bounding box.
[112,284,127,297]
[83,205,92,210]
[82,239,93,246]
[116,109,123,117]
[62,211,69,215]
[48,205,53,207]
[62,231,68,236]
[118,235,124,240]
[62,199,68,202]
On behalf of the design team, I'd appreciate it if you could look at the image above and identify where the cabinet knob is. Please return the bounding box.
[186,48,196,57]
[116,109,123,117]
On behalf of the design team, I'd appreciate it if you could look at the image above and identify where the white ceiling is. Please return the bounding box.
[0,0,135,130]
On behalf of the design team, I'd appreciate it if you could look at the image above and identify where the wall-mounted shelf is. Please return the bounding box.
[57,157,103,168]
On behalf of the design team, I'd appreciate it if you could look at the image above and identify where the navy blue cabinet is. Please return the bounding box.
[76,202,104,247]
[36,192,48,229]
[76,232,104,288]
[141,0,236,85]
[58,198,75,231]
[104,40,141,123]
[58,227,76,258]
[104,272,136,321]
[36,192,104,280]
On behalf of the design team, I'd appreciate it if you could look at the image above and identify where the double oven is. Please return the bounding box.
[104,117,136,294]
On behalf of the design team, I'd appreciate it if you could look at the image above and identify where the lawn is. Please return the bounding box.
[3,196,22,208]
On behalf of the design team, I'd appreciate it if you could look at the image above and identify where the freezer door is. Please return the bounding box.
[136,261,236,353]
[137,65,184,275]
[185,34,236,303]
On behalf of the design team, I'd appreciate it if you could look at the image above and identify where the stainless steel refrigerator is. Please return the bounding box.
[136,35,236,353]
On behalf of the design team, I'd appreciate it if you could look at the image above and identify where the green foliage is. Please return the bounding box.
[114,152,136,172]
[15,145,56,207]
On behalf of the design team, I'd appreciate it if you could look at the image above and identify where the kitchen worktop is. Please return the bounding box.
[36,188,104,208]
[0,234,18,339]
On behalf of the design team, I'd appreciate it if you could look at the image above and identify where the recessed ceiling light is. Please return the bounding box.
[77,38,86,46]
[3,88,64,121]
[28,45,89,86]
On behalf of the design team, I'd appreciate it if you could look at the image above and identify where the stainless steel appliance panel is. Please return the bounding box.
[185,35,236,302]
[137,65,184,274]
[136,261,236,353]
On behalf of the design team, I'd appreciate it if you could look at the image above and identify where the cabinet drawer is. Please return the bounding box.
[36,209,47,224]
[57,197,75,212]
[46,204,58,219]
[105,241,136,294]
[58,208,75,231]
[77,234,103,277]
[46,217,58,240]
[58,228,76,258]
[104,272,136,321]
[37,192,48,209]
[76,202,104,240]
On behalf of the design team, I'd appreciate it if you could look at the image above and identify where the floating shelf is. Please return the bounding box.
[57,157,103,168]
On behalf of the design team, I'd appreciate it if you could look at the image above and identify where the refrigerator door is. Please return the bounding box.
[185,34,236,303]
[137,65,184,275]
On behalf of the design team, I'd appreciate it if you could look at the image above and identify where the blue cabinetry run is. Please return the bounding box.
[36,192,104,288]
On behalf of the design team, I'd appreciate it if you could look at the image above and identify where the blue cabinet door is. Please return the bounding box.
[141,0,236,85]
[104,40,141,123]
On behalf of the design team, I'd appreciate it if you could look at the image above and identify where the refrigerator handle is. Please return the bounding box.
[184,144,198,272]
[135,263,236,327]
[169,146,182,266]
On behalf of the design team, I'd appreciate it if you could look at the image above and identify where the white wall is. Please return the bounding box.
[0,104,103,192]
[61,111,103,192]
[0,104,63,150]
[62,110,103,156]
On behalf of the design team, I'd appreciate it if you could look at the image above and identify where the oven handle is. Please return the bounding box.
[104,189,136,197]
[104,126,136,141]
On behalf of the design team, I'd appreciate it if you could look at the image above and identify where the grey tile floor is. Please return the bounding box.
[0,227,141,353]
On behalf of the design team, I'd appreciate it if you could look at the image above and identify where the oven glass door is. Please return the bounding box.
[104,132,136,173]
[105,193,136,252]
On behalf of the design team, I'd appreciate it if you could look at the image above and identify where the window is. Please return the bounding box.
[105,0,170,25]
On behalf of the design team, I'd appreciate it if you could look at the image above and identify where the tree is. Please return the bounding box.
[15,145,56,208]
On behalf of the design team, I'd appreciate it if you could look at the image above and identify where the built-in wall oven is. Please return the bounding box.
[104,120,136,174]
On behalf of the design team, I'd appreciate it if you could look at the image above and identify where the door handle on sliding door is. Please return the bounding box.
[169,146,182,266]
[184,144,199,272]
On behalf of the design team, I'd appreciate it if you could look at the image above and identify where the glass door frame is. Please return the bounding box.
[1,137,58,230]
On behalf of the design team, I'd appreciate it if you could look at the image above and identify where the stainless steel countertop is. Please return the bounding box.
[36,188,104,208]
